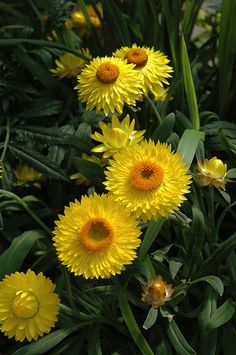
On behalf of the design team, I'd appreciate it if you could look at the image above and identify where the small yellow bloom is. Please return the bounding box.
[113,44,173,101]
[91,115,146,158]
[0,270,60,342]
[197,157,229,190]
[141,275,174,308]
[76,56,143,116]
[53,193,141,279]
[70,153,105,185]
[14,164,43,188]
[50,48,91,79]
[66,3,103,31]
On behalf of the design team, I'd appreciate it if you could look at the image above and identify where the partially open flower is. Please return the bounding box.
[50,48,91,79]
[141,275,174,308]
[197,157,229,190]
[14,164,44,189]
[91,115,146,158]
[66,3,103,33]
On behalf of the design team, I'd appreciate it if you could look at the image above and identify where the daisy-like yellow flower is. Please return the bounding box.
[104,140,192,221]
[141,275,174,308]
[70,153,105,185]
[0,270,60,342]
[14,164,43,188]
[91,114,146,158]
[75,56,143,116]
[66,3,103,31]
[113,44,173,100]
[197,157,229,190]
[50,48,91,79]
[53,193,141,279]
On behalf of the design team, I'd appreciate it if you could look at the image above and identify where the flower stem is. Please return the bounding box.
[207,187,216,243]
[0,189,52,235]
[146,96,162,125]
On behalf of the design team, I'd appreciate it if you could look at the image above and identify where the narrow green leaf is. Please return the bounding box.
[9,144,69,181]
[206,300,235,331]
[169,260,182,278]
[73,157,105,185]
[167,319,196,355]
[226,169,236,179]
[87,325,102,355]
[119,289,154,355]
[182,0,204,42]
[152,113,175,142]
[197,232,236,277]
[177,129,204,166]
[14,125,66,145]
[143,308,158,330]
[0,230,46,280]
[191,276,224,296]
[138,219,165,259]
[180,35,200,130]
[223,324,236,355]
[12,328,76,355]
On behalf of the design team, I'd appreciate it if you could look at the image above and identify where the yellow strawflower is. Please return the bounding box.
[104,140,192,221]
[70,153,105,185]
[113,44,173,101]
[50,48,91,79]
[141,275,174,308]
[66,3,103,33]
[53,193,141,279]
[197,157,230,190]
[75,56,143,116]
[91,114,146,158]
[0,270,60,342]
[14,164,43,188]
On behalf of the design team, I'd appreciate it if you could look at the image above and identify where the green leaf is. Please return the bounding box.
[17,99,63,118]
[177,129,204,166]
[12,328,76,355]
[151,113,175,142]
[143,308,158,330]
[87,325,102,355]
[226,168,236,179]
[9,144,69,181]
[191,276,224,296]
[0,230,46,280]
[197,232,236,277]
[138,219,165,259]
[180,35,200,130]
[218,0,236,115]
[169,260,182,278]
[119,289,154,355]
[14,125,66,145]
[223,324,236,355]
[206,300,235,331]
[167,319,196,355]
[72,157,105,185]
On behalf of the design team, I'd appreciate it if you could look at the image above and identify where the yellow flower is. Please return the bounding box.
[50,48,91,79]
[0,270,60,342]
[70,153,105,185]
[104,140,192,221]
[141,275,174,308]
[14,164,44,188]
[197,157,229,190]
[91,114,146,158]
[75,56,143,116]
[53,193,141,279]
[66,3,103,31]
[113,44,173,100]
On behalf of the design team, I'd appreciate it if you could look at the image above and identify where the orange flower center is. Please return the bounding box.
[79,217,113,251]
[130,160,164,191]
[12,291,39,319]
[96,62,120,83]
[126,48,148,67]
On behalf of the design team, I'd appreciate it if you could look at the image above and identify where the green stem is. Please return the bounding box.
[207,187,216,243]
[146,96,162,125]
[1,118,10,161]
[60,265,77,312]
[0,189,52,235]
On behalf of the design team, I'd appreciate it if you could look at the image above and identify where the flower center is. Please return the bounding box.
[80,217,113,251]
[96,62,120,83]
[148,282,166,300]
[12,291,39,319]
[130,160,164,191]
[126,48,148,67]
